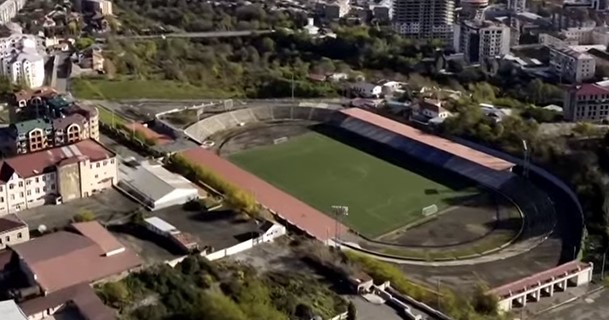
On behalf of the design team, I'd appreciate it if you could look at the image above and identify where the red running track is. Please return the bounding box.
[180,147,348,241]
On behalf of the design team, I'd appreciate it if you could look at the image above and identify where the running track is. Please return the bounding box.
[179,147,348,241]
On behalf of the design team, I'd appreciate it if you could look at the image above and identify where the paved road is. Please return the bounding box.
[96,30,274,41]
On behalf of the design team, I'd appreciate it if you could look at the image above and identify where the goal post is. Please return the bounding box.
[273,137,289,144]
[422,204,438,217]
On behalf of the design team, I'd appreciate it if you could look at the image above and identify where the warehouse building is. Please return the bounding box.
[119,160,199,210]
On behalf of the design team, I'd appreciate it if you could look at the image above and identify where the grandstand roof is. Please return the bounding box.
[488,261,592,298]
[340,108,515,171]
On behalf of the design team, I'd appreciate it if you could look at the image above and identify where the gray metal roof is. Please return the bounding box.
[0,300,27,320]
[119,161,197,204]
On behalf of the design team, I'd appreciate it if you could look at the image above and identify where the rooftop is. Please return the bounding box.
[70,221,125,255]
[549,44,593,59]
[18,283,114,320]
[0,214,27,234]
[144,216,177,233]
[11,222,141,293]
[0,139,115,181]
[0,300,27,320]
[340,108,515,171]
[119,160,197,204]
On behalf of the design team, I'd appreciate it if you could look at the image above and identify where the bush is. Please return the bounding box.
[73,210,96,222]
[169,154,259,216]
[98,281,131,308]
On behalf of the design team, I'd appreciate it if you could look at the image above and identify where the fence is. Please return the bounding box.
[164,222,286,266]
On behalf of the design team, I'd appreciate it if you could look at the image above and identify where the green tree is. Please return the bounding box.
[75,37,95,51]
[73,209,96,222]
[196,292,248,320]
[100,281,130,308]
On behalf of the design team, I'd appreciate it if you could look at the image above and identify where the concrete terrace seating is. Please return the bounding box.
[232,108,257,124]
[184,106,339,142]
[272,106,292,120]
[251,106,274,121]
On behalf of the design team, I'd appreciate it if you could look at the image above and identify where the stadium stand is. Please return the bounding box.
[332,109,555,245]
[183,106,558,256]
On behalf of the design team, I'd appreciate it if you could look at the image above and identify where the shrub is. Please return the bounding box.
[73,210,96,222]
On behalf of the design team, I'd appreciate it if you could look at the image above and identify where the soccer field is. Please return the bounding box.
[228,131,479,238]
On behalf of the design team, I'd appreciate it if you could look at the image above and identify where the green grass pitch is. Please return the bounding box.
[228,132,479,238]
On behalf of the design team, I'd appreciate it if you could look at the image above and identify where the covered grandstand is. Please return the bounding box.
[179,106,559,261]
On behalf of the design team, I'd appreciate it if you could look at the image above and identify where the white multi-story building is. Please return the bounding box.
[0,139,117,215]
[564,80,609,121]
[455,20,511,63]
[392,0,455,43]
[0,35,45,88]
[0,0,26,24]
[548,44,596,83]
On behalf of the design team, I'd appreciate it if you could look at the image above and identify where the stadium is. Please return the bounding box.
[178,105,583,262]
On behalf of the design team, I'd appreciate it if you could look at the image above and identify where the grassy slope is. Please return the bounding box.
[229,132,477,238]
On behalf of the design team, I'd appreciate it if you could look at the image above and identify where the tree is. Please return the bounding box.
[470,283,498,315]
[75,37,95,51]
[73,210,96,222]
[347,301,357,320]
[100,281,130,308]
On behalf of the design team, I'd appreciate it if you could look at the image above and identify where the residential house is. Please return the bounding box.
[351,82,382,98]
[8,221,142,294]
[564,82,609,121]
[0,214,28,249]
[6,94,99,156]
[416,98,451,119]
[18,284,115,320]
[0,139,118,214]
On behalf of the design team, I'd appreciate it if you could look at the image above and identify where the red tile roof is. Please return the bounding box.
[0,214,27,234]
[575,83,609,96]
[11,224,141,293]
[70,222,125,256]
[489,261,592,298]
[0,139,115,181]
[179,147,347,241]
[19,283,115,320]
[124,123,173,146]
[341,108,514,171]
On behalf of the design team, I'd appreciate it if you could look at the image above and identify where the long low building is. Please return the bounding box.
[489,260,593,312]
[118,160,199,211]
[0,139,117,215]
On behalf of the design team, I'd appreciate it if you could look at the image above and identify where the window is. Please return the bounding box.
[19,192,23,198]
[26,190,30,196]
[9,184,13,190]
[110,159,115,164]
[103,161,107,165]
[26,180,31,185]
[18,181,22,187]
[42,186,46,192]
[35,177,39,183]
[95,174,98,179]
[51,184,55,190]
[5,236,8,242]
[17,232,21,239]
[96,163,100,168]
[0,197,4,203]
[35,187,39,193]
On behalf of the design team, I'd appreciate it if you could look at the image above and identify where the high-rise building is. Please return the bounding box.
[0,35,45,88]
[548,44,596,83]
[454,20,510,63]
[392,0,455,43]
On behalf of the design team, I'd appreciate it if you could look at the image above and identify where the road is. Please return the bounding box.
[96,30,274,41]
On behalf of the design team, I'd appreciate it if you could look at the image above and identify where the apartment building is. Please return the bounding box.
[0,139,117,215]
[563,82,609,121]
[0,35,45,88]
[0,214,28,249]
[392,0,455,43]
[548,44,596,83]
[0,0,26,24]
[455,20,511,63]
[1,93,99,156]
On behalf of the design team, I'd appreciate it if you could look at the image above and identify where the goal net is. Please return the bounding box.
[422,204,438,216]
[273,137,289,144]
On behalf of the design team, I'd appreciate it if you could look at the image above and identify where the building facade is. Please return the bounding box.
[455,20,511,63]
[563,82,609,121]
[392,0,455,43]
[2,94,99,156]
[0,0,26,24]
[0,35,45,88]
[0,140,117,215]
[548,44,596,83]
[0,214,29,249]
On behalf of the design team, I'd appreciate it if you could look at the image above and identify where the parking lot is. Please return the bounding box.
[17,188,140,231]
